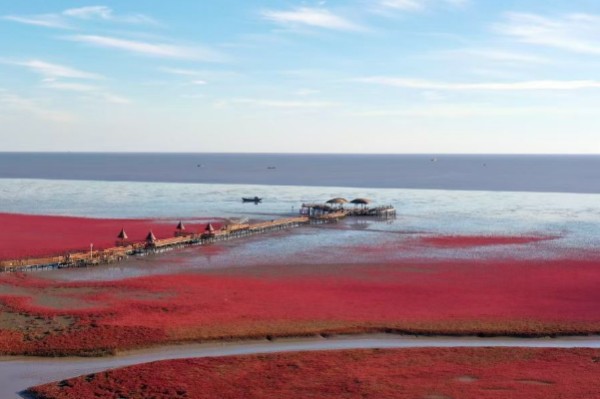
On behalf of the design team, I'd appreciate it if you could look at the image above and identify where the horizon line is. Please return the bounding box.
[1,151,600,156]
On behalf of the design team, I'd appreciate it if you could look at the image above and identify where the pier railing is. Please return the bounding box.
[0,216,311,273]
[301,204,396,218]
[1,204,396,273]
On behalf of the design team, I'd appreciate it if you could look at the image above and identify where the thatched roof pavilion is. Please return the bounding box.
[117,228,128,240]
[176,221,185,231]
[350,198,372,206]
[326,198,348,205]
[145,231,157,244]
[205,223,215,233]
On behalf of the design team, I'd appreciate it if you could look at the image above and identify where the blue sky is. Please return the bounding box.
[1,0,600,153]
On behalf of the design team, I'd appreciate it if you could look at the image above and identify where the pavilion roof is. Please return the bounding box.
[117,228,128,240]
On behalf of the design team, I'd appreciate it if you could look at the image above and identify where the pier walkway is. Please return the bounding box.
[300,204,396,219]
[1,201,396,273]
[0,216,310,273]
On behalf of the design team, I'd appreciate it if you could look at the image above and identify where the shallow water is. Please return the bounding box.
[1,178,599,281]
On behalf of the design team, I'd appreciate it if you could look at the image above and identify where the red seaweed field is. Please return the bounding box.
[0,213,222,260]
[28,347,600,399]
[1,254,600,356]
[0,212,599,356]
[418,234,556,248]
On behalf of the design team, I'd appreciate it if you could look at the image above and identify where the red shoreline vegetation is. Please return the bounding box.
[1,256,600,356]
[0,213,223,261]
[28,348,600,399]
[419,234,557,248]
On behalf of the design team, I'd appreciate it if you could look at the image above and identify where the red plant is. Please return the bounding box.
[419,235,556,248]
[0,213,223,260]
[1,254,600,356]
[28,347,600,399]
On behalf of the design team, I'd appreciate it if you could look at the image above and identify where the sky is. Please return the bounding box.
[1,0,600,153]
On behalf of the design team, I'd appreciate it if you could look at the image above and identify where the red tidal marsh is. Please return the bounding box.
[1,254,599,356]
[0,213,222,260]
[28,348,600,399]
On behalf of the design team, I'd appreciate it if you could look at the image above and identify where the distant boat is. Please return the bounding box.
[267,166,276,170]
[242,196,262,203]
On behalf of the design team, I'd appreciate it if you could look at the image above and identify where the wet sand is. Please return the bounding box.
[3,334,600,399]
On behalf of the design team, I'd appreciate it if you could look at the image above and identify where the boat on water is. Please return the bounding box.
[242,196,262,203]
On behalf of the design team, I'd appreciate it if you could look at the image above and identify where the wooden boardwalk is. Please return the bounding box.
[0,203,396,273]
[0,216,311,273]
[300,204,397,219]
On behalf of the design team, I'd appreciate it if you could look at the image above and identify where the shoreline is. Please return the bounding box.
[3,325,600,359]
[5,332,600,362]
[3,333,600,399]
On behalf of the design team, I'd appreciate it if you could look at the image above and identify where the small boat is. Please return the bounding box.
[267,166,276,170]
[242,196,262,203]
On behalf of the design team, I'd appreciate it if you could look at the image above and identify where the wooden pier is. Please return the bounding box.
[300,203,396,219]
[0,199,396,273]
[0,216,312,273]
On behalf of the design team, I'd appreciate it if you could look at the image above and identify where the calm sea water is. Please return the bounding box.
[1,153,599,193]
[0,153,599,281]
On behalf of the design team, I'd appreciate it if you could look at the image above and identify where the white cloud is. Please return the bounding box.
[42,81,132,104]
[222,98,338,109]
[441,48,549,64]
[3,58,126,104]
[261,7,363,31]
[358,77,600,91]
[159,67,204,77]
[12,60,103,80]
[66,35,224,61]
[0,90,74,122]
[496,13,600,55]
[63,6,113,19]
[159,67,240,87]
[379,0,425,11]
[99,93,132,104]
[355,104,598,118]
[3,5,156,30]
[42,81,99,92]
[379,0,468,12]
[2,14,70,29]
[62,6,157,25]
